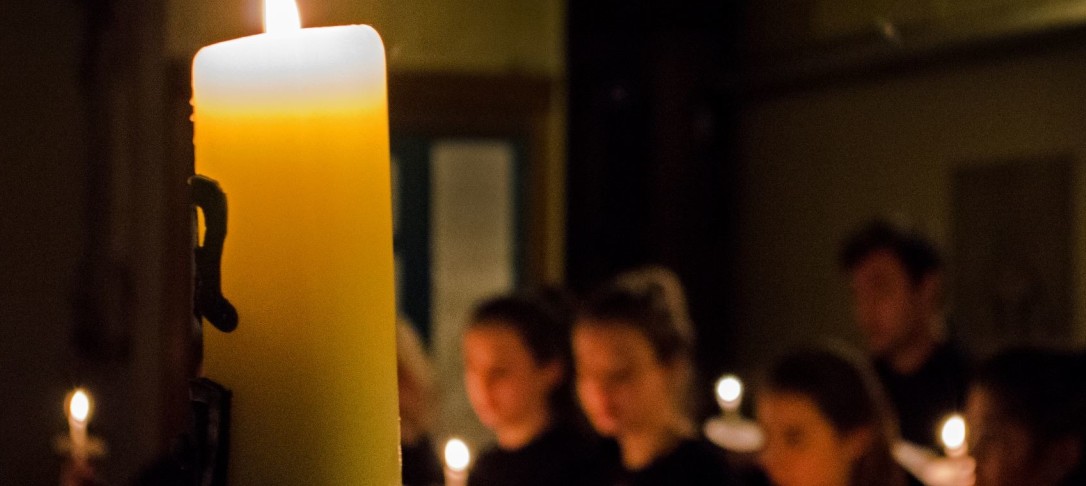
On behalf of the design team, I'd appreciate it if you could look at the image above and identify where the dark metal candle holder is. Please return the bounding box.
[191,175,238,333]
[189,174,236,486]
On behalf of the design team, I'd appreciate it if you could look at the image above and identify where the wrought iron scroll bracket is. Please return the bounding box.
[190,175,238,333]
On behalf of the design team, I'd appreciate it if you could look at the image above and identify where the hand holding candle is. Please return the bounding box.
[443,438,471,486]
[58,388,106,486]
[892,416,975,486]
[704,374,764,453]
[908,413,974,486]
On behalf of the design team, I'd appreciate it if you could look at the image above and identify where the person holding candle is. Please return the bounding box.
[573,267,739,485]
[60,389,107,486]
[965,348,1086,486]
[463,288,599,486]
[398,318,444,486]
[839,218,970,449]
[756,344,909,486]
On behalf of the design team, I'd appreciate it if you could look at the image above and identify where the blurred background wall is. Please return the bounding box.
[1,1,176,483]
[737,0,1086,365]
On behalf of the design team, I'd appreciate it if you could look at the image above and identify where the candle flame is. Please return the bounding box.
[940,414,966,451]
[444,438,471,472]
[264,0,302,33]
[69,389,92,423]
[716,374,743,403]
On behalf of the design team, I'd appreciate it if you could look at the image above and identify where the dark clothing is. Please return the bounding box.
[1060,468,1086,486]
[590,437,741,486]
[875,342,970,448]
[468,423,599,486]
[401,436,443,486]
[729,459,769,486]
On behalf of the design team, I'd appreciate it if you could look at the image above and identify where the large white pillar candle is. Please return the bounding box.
[191,2,399,483]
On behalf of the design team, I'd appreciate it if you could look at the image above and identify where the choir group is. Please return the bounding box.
[398,220,1086,486]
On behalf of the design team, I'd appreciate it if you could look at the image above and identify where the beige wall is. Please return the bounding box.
[167,0,564,76]
[736,44,1086,367]
[749,0,1085,51]
[2,2,179,483]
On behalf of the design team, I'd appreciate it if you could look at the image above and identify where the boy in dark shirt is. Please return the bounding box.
[840,219,970,448]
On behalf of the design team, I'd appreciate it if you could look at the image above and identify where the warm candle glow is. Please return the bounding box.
[264,0,301,33]
[193,8,396,483]
[66,388,93,463]
[69,389,91,424]
[940,414,967,452]
[444,438,471,472]
[716,375,743,404]
[194,20,396,483]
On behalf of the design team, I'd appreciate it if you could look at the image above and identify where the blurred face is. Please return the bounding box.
[966,386,1043,486]
[757,392,865,486]
[848,250,931,357]
[573,322,675,437]
[464,323,559,433]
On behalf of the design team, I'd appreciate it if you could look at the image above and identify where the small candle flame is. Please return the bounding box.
[69,389,92,423]
[716,375,743,404]
[444,438,471,472]
[264,0,302,33]
[940,414,966,451]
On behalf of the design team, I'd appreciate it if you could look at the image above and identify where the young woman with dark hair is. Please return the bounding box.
[966,348,1086,486]
[462,288,597,486]
[573,267,738,485]
[757,345,907,486]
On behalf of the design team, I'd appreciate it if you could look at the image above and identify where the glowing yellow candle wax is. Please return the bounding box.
[191,3,398,484]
